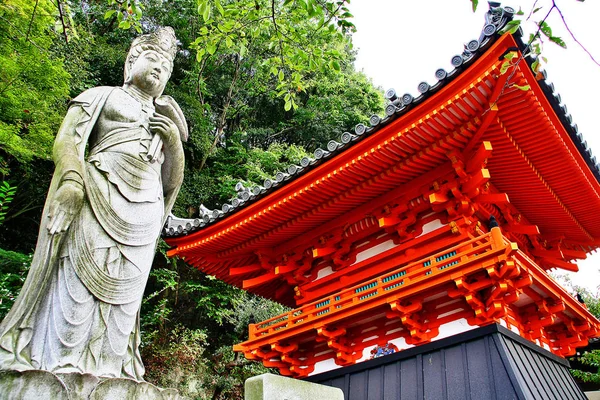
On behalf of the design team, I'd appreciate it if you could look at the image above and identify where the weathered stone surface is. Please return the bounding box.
[245,373,344,400]
[0,370,68,400]
[0,27,185,385]
[0,25,188,399]
[90,377,180,400]
[56,372,100,400]
[0,369,181,399]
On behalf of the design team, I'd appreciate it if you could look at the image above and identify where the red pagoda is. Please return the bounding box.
[165,3,600,395]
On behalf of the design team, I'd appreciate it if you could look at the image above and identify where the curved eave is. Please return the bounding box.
[166,35,510,253]
[164,7,513,239]
[485,40,600,242]
[166,35,600,298]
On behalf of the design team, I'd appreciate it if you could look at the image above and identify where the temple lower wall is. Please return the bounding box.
[306,325,588,400]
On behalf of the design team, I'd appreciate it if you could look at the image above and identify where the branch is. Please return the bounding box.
[199,56,241,170]
[25,0,40,43]
[486,4,555,114]
[526,0,540,21]
[196,58,207,107]
[55,0,69,44]
[308,0,347,41]
[271,0,285,68]
[553,2,600,67]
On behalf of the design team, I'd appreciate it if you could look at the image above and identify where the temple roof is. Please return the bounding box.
[164,3,599,239]
[164,3,600,303]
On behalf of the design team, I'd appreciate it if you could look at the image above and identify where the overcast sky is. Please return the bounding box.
[348,0,600,292]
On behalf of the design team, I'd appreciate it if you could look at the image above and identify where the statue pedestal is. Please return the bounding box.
[245,373,344,400]
[0,369,180,400]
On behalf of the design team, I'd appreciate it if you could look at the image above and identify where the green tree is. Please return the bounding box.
[0,0,70,173]
[570,287,600,385]
[0,248,31,320]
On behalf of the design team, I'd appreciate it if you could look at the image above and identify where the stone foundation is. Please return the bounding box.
[0,369,180,400]
[245,373,343,400]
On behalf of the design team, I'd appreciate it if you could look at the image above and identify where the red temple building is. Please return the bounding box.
[165,3,600,397]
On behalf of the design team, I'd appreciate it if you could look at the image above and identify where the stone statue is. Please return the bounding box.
[0,27,186,382]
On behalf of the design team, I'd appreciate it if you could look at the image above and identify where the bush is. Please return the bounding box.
[0,248,31,319]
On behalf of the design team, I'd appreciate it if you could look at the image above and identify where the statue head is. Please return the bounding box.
[124,27,178,97]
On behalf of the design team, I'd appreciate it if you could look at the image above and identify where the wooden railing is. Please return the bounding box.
[246,230,508,341]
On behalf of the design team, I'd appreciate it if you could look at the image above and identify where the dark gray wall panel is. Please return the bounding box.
[307,325,586,400]
[383,362,399,400]
[444,345,469,400]
[348,369,367,400]
[466,338,493,399]
[488,336,520,400]
[423,350,445,400]
[400,356,419,400]
[366,367,382,400]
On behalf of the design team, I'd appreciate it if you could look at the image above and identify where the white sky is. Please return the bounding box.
[349,0,600,293]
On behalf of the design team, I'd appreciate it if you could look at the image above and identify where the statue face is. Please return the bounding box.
[129,50,172,97]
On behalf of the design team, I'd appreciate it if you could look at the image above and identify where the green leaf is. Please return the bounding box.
[239,43,247,58]
[203,5,211,22]
[329,59,340,72]
[499,20,521,35]
[215,0,224,15]
[104,10,117,20]
[118,20,131,30]
[196,48,206,62]
[206,42,217,55]
[550,36,567,49]
[516,7,524,16]
[306,0,317,17]
[197,0,206,15]
[225,36,233,48]
[503,51,517,61]
[198,0,210,22]
[471,0,478,12]
[538,21,553,38]
[512,84,530,91]
[500,60,511,75]
[531,59,540,73]
[278,69,284,82]
[284,99,292,111]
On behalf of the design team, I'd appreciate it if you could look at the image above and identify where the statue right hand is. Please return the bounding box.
[47,182,84,235]
[149,113,179,145]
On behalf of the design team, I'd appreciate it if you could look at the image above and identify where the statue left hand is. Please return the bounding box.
[47,182,85,235]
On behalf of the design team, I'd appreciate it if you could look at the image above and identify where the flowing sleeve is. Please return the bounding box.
[53,86,113,187]
[157,97,186,222]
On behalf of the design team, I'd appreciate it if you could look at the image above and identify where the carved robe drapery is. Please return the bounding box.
[0,86,183,380]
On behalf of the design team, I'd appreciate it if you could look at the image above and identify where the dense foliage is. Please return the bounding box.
[0,0,384,398]
[569,286,600,386]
